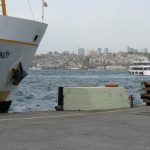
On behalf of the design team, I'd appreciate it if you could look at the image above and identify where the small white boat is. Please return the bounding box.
[67,67,80,70]
[128,62,150,75]
[0,0,47,112]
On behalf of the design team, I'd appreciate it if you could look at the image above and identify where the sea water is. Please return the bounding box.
[9,69,149,112]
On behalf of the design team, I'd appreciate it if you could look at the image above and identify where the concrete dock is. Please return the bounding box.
[0,107,150,150]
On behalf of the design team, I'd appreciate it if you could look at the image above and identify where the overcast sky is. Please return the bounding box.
[5,0,150,54]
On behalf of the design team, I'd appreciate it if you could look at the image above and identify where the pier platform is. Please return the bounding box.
[0,106,150,150]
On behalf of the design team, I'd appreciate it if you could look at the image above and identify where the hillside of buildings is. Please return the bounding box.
[31,47,150,70]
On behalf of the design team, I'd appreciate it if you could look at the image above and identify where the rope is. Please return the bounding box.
[27,0,35,20]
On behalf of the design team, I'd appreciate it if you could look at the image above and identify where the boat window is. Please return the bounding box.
[132,67,143,70]
[144,68,149,70]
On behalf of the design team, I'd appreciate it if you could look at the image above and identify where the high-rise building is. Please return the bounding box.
[127,46,130,52]
[78,48,85,56]
[143,48,148,54]
[127,46,138,54]
[97,48,102,55]
[104,48,109,54]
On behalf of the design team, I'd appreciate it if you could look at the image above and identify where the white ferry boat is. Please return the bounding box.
[0,0,47,112]
[128,62,150,75]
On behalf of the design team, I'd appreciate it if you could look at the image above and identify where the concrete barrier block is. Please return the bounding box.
[63,87,130,111]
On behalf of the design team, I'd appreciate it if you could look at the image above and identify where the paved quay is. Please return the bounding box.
[0,107,150,150]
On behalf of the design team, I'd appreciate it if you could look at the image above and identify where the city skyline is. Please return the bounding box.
[5,0,150,54]
[45,46,148,55]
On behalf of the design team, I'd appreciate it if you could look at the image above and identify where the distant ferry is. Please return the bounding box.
[128,62,150,75]
[29,66,42,70]
[67,67,80,70]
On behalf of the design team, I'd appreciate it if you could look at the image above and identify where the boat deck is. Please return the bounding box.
[0,106,150,150]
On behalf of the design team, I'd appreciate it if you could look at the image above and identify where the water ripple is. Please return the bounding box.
[9,69,147,112]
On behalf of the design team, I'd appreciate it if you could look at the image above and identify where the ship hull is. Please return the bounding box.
[0,16,47,112]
